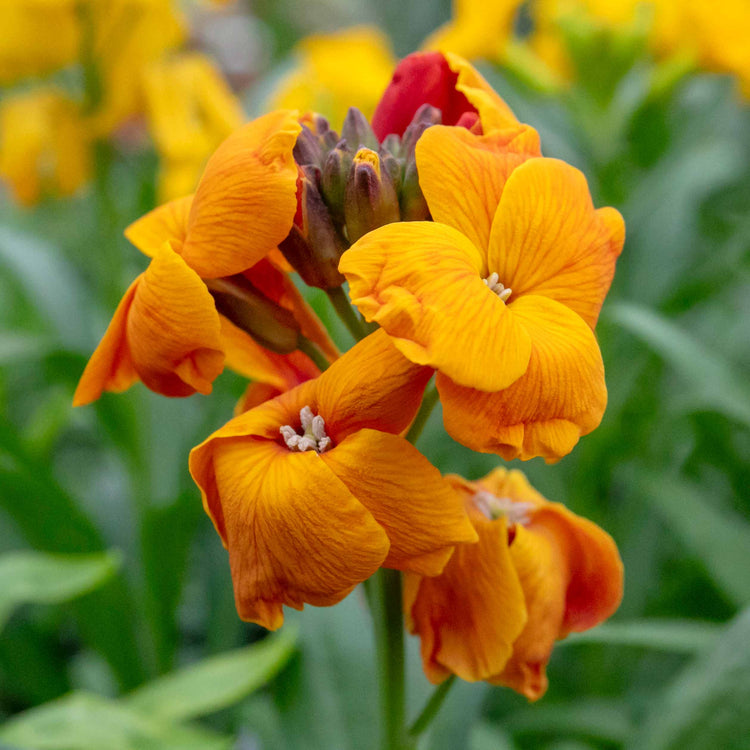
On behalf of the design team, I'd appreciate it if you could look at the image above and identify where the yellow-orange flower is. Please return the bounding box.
[404,468,623,699]
[75,110,337,404]
[0,88,90,206]
[269,27,396,128]
[340,120,624,461]
[142,52,244,201]
[190,331,477,630]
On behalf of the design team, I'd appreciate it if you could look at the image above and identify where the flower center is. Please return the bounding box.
[280,406,332,453]
[483,272,512,302]
[473,490,533,525]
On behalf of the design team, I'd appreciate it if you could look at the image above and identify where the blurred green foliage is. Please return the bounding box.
[1,1,749,748]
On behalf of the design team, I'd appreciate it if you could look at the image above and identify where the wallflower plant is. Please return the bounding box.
[76,50,624,749]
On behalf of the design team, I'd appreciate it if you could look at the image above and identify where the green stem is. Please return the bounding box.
[297,335,331,372]
[326,286,368,342]
[408,675,456,738]
[405,384,439,445]
[372,568,408,750]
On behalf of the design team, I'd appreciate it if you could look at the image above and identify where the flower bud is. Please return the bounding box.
[207,275,301,354]
[341,107,379,152]
[400,104,442,164]
[293,124,322,167]
[344,147,400,243]
[279,166,346,289]
[400,160,430,221]
[320,140,353,225]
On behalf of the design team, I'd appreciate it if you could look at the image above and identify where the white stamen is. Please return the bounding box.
[473,490,534,526]
[280,406,333,453]
[483,272,512,302]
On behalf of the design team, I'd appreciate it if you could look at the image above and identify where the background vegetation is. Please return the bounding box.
[1,1,749,748]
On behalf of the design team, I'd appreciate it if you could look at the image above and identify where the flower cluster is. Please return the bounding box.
[76,51,624,699]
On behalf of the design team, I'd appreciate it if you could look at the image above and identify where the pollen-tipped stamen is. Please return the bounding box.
[473,490,533,525]
[280,405,332,453]
[483,272,512,302]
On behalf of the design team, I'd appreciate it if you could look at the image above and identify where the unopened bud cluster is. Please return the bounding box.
[280,105,442,289]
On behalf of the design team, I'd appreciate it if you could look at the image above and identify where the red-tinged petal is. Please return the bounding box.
[192,438,389,629]
[444,51,520,132]
[126,243,225,397]
[340,222,532,391]
[181,110,301,278]
[371,52,476,140]
[124,195,193,257]
[404,506,527,684]
[415,124,540,254]
[438,295,607,462]
[73,279,139,406]
[320,430,477,576]
[219,316,319,391]
[315,329,434,442]
[487,157,625,329]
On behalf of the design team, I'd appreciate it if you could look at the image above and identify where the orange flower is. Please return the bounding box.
[404,468,623,699]
[75,110,337,405]
[189,330,478,630]
[371,51,519,141]
[340,121,624,461]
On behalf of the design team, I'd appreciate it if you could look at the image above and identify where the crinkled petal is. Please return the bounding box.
[416,124,540,254]
[445,52,520,132]
[341,222,532,391]
[124,195,193,257]
[193,438,389,629]
[73,278,139,406]
[181,110,301,278]
[126,243,225,397]
[404,506,527,684]
[438,295,606,462]
[487,157,625,329]
[315,329,433,442]
[320,429,477,575]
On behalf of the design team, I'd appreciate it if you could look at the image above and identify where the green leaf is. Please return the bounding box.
[562,619,720,654]
[609,303,750,428]
[126,627,297,722]
[0,550,121,630]
[629,606,750,750]
[644,474,750,606]
[0,692,230,750]
[505,699,633,744]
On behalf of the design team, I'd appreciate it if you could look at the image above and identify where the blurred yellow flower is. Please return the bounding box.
[142,52,244,201]
[0,0,80,84]
[422,0,524,60]
[269,27,396,128]
[0,88,90,206]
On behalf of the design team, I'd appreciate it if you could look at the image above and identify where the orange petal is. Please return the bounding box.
[404,505,527,684]
[73,278,139,406]
[438,295,607,462]
[341,222,533,390]
[480,468,623,700]
[320,429,477,575]
[487,157,625,329]
[124,195,193,257]
[315,329,433,441]
[415,124,540,255]
[181,110,302,278]
[126,243,225,397]
[445,51,521,132]
[194,438,389,629]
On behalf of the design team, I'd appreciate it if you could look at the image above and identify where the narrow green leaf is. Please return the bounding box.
[644,474,750,606]
[0,692,230,750]
[629,606,750,750]
[609,303,750,428]
[562,619,720,654]
[0,550,121,630]
[126,627,297,722]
